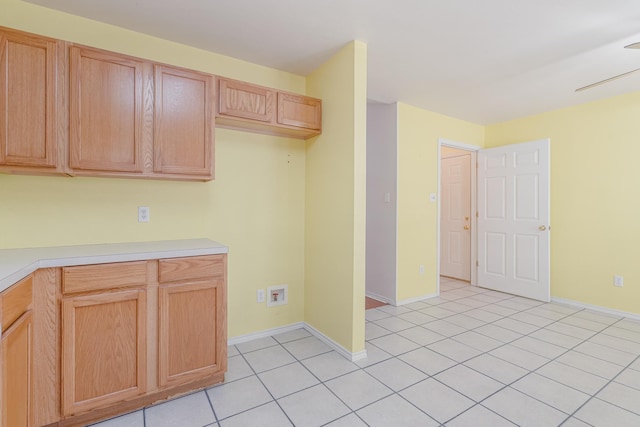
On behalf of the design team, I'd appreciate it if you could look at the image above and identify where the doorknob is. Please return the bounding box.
[538,225,547,231]
[464,225,470,230]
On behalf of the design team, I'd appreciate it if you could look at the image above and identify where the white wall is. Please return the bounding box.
[365,103,397,303]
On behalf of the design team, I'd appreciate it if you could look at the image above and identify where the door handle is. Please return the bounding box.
[464,225,470,230]
[538,225,547,231]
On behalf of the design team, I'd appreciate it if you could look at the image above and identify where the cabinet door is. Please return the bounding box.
[0,29,61,171]
[1,310,33,427]
[277,92,321,130]
[158,280,225,387]
[218,78,274,123]
[61,289,146,416]
[69,46,150,173]
[154,65,214,178]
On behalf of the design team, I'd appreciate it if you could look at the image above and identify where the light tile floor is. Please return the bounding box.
[92,278,640,426]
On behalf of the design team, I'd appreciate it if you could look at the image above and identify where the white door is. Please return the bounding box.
[440,154,471,281]
[477,139,550,302]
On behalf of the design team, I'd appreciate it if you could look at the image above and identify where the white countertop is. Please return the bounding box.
[0,239,228,292]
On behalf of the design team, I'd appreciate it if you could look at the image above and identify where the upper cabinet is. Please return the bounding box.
[69,46,151,176]
[153,65,214,179]
[0,26,322,181]
[67,46,215,181]
[277,92,321,131]
[216,77,321,140]
[0,28,65,175]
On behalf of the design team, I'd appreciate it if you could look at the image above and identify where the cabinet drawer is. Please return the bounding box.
[158,255,225,283]
[63,261,148,294]
[1,274,33,332]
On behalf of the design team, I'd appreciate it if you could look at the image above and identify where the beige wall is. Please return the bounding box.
[395,103,485,303]
[305,41,368,353]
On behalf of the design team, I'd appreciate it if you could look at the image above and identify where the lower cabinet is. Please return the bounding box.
[1,274,34,427]
[61,289,147,416]
[1,253,226,426]
[158,281,224,387]
[158,255,227,388]
[1,310,33,427]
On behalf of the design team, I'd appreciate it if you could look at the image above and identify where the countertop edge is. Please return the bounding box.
[0,239,229,292]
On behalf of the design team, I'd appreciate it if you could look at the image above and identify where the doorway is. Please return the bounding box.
[438,138,551,302]
[438,140,478,288]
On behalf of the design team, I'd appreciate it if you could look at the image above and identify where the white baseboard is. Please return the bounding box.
[551,297,640,322]
[228,322,368,362]
[365,291,395,306]
[396,292,439,306]
[228,322,305,346]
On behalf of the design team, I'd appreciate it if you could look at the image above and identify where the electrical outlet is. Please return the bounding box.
[138,206,150,223]
[257,289,265,303]
[614,275,624,287]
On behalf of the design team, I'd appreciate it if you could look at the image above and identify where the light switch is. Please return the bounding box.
[429,193,437,202]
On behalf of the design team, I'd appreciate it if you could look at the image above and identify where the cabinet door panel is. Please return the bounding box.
[158,280,225,387]
[0,29,58,168]
[1,310,33,427]
[154,65,214,177]
[277,92,321,130]
[218,78,274,122]
[69,46,144,172]
[62,289,146,416]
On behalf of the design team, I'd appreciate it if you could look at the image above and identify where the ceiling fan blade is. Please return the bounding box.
[575,67,640,92]
[624,42,640,49]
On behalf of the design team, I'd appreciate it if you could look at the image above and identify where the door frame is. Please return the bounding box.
[437,138,479,294]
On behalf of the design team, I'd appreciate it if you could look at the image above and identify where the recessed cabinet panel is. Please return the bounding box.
[277,92,321,130]
[158,281,224,387]
[69,46,146,173]
[218,78,274,122]
[0,28,61,171]
[62,289,146,416]
[154,65,214,178]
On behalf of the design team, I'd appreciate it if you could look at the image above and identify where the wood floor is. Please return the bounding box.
[365,297,387,310]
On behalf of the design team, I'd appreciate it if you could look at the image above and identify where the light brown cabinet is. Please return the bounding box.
[67,45,215,181]
[68,45,151,176]
[153,65,214,179]
[1,275,34,427]
[216,77,322,139]
[61,289,147,416]
[37,254,226,425]
[158,255,226,388]
[0,28,65,175]
[61,262,148,416]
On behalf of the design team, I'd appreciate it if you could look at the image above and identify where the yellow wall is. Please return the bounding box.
[0,0,306,338]
[305,41,368,353]
[396,103,484,302]
[485,92,640,314]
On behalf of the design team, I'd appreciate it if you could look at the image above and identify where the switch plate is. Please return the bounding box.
[419,265,425,275]
[384,192,391,203]
[614,275,624,287]
[138,206,150,223]
[257,289,265,303]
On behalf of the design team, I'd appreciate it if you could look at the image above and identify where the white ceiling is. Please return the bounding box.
[26,0,640,124]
